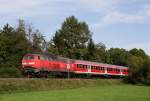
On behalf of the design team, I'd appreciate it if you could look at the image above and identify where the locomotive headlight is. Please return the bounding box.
[22,62,35,65]
[22,62,27,65]
[28,62,35,65]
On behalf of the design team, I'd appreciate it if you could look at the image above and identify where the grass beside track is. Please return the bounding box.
[0,78,122,93]
[0,85,150,101]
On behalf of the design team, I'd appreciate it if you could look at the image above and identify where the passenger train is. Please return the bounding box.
[22,53,128,78]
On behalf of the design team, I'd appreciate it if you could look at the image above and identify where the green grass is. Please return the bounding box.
[0,78,122,93]
[0,85,150,101]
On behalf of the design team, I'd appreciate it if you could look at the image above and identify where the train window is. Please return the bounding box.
[97,66,99,70]
[77,64,84,69]
[40,56,45,60]
[48,57,52,60]
[101,67,104,70]
[84,65,87,69]
[113,69,115,71]
[23,55,34,60]
[116,69,118,72]
[91,66,93,69]
[80,64,82,68]
[96,66,99,70]
[82,65,85,69]
[77,64,80,68]
[122,70,125,72]
[81,65,84,69]
[40,55,48,60]
[83,65,85,69]
[38,56,40,60]
[108,68,113,71]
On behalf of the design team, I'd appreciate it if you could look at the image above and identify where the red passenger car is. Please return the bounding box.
[22,53,128,78]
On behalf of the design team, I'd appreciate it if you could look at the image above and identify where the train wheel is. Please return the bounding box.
[44,72,48,78]
[25,72,32,78]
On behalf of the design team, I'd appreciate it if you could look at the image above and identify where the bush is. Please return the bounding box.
[0,66,21,78]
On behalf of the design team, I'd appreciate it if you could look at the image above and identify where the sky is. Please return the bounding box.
[0,0,150,55]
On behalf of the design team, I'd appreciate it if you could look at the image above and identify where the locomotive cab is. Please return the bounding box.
[22,54,50,77]
[22,55,36,66]
[22,54,40,74]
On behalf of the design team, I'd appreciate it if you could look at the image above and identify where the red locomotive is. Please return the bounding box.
[22,53,128,78]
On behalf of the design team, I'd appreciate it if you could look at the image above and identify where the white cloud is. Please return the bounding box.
[92,4,150,28]
[0,0,46,14]
[104,5,150,23]
[0,0,124,16]
[74,0,123,12]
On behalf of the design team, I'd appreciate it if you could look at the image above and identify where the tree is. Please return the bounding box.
[86,39,106,62]
[86,38,97,61]
[0,23,29,77]
[106,48,130,66]
[32,30,45,52]
[127,55,145,83]
[95,42,106,62]
[129,48,148,59]
[0,20,46,77]
[141,59,150,85]
[51,16,91,59]
[0,24,15,65]
[126,48,150,84]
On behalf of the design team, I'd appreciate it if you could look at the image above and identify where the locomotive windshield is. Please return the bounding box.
[23,55,34,60]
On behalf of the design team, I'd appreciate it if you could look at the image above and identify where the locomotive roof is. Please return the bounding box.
[24,53,74,63]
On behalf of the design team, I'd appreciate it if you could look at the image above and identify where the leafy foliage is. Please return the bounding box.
[0,20,46,77]
[106,48,130,66]
[0,23,29,77]
[51,16,91,59]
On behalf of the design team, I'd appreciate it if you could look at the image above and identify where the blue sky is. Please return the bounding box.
[0,0,150,55]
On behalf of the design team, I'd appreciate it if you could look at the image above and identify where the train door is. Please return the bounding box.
[87,65,91,73]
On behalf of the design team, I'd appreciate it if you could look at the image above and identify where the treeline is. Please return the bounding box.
[0,16,150,85]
